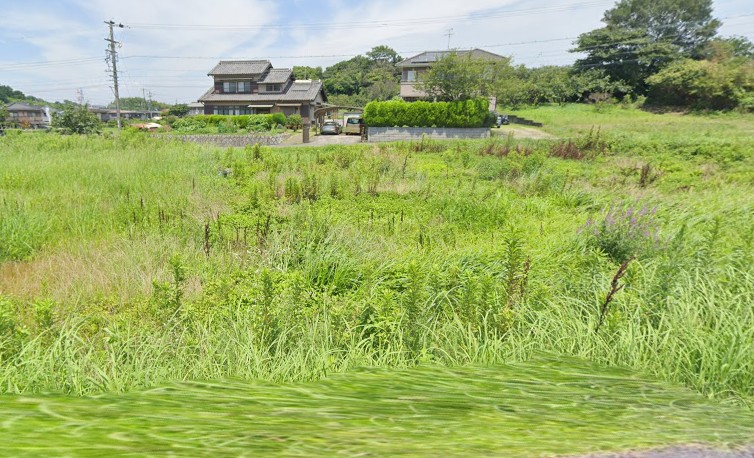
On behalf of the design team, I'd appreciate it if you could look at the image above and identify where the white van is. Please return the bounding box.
[342,113,363,135]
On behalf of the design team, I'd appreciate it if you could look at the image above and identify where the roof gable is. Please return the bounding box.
[397,48,506,67]
[260,68,293,84]
[208,60,272,76]
[7,102,46,111]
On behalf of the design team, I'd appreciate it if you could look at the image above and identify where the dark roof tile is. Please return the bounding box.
[208,60,271,76]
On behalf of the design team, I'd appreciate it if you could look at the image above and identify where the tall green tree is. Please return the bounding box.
[52,105,101,134]
[292,66,323,80]
[366,45,402,65]
[108,97,169,111]
[419,52,513,101]
[320,45,402,105]
[572,0,720,93]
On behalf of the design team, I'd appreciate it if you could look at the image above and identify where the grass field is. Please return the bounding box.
[1,105,753,454]
[2,357,753,457]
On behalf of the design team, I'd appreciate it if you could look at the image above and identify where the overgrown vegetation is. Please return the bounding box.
[0,108,753,406]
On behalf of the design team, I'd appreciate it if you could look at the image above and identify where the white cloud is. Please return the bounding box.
[1,0,752,105]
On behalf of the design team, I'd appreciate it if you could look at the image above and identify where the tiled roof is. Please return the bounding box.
[208,60,271,76]
[7,102,46,111]
[198,80,326,103]
[260,68,292,84]
[397,49,506,67]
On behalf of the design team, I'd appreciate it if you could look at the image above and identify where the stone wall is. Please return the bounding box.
[366,127,489,143]
[163,133,288,147]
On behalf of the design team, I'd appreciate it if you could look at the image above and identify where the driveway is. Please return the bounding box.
[277,132,363,147]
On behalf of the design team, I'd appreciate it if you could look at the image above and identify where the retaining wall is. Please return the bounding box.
[163,133,288,147]
[366,127,489,143]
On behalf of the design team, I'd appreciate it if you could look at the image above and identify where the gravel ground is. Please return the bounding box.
[569,445,754,458]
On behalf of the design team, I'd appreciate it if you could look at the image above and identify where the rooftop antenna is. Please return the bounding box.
[444,28,454,49]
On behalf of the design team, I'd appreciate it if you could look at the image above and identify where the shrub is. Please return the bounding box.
[51,105,101,134]
[287,114,303,130]
[363,98,490,128]
[270,113,287,128]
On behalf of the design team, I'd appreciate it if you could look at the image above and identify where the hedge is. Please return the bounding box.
[363,98,494,128]
[172,114,291,133]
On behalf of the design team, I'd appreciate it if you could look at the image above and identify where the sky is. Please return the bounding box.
[0,0,752,106]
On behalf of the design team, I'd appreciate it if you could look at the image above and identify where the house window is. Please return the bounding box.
[237,81,249,93]
[223,82,238,93]
[265,84,281,92]
[213,105,252,115]
[405,70,417,82]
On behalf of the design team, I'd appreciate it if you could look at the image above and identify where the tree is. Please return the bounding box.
[108,97,170,111]
[0,104,8,127]
[0,84,47,105]
[647,56,754,110]
[52,105,101,134]
[168,104,189,117]
[292,66,323,80]
[366,45,402,65]
[319,46,402,105]
[704,36,754,61]
[419,52,513,101]
[572,0,720,94]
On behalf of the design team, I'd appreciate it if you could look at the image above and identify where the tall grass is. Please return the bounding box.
[1,119,753,401]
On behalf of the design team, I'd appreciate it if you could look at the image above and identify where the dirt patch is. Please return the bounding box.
[566,444,754,458]
[492,126,556,139]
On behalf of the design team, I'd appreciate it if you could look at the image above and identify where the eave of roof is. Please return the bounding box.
[198,80,326,104]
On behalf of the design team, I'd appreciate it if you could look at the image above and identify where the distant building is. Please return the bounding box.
[6,102,51,128]
[396,49,506,101]
[197,60,327,118]
[88,107,161,122]
[187,102,204,116]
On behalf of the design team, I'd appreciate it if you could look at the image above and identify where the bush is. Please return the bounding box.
[270,113,287,128]
[51,105,101,134]
[287,114,303,130]
[172,114,280,133]
[363,98,490,128]
[647,58,754,110]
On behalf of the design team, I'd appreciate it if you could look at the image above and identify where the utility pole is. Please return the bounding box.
[105,20,124,131]
[444,28,454,50]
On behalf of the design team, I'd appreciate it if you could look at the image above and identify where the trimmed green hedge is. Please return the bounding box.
[172,114,290,133]
[363,99,494,128]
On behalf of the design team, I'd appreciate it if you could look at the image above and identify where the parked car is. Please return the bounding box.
[321,120,341,135]
[343,113,363,135]
[495,114,509,128]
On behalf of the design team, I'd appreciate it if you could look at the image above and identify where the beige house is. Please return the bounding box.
[396,49,506,101]
[198,60,327,118]
[6,102,50,128]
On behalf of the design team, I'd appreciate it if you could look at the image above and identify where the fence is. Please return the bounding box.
[366,127,490,143]
[161,133,288,147]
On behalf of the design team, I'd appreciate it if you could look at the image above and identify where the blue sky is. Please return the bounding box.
[1,0,752,105]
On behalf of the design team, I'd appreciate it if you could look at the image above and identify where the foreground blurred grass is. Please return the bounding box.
[2,356,753,457]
